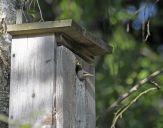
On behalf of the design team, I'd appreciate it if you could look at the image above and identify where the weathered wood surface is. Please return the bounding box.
[76,57,95,128]
[56,46,95,128]
[56,46,76,128]
[7,19,112,56]
[56,35,94,63]
[75,57,86,128]
[84,62,95,128]
[75,78,86,128]
[9,34,56,128]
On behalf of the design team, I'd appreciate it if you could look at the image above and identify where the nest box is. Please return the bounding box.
[7,19,112,128]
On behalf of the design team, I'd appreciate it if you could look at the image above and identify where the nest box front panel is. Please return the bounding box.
[9,33,95,128]
[9,34,56,128]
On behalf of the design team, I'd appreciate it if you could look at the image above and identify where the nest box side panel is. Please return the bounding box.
[83,62,95,128]
[56,46,95,128]
[56,46,76,128]
[9,34,56,128]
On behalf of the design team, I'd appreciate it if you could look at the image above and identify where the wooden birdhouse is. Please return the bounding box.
[7,19,112,128]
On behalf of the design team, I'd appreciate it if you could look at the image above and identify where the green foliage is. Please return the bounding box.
[58,0,82,21]
[95,24,163,127]
[20,124,31,128]
[27,9,37,19]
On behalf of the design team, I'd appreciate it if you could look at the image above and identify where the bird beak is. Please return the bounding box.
[83,73,94,77]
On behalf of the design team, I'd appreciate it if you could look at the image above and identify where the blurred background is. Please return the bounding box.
[32,0,163,127]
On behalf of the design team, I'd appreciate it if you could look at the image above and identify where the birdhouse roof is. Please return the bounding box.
[8,19,112,60]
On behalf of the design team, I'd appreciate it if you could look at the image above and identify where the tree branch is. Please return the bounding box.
[145,20,150,41]
[36,0,44,22]
[97,68,163,121]
[111,87,157,128]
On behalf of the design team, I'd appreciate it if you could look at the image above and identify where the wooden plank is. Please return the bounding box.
[56,46,76,128]
[56,35,94,63]
[7,19,112,56]
[56,46,95,128]
[75,57,86,128]
[83,62,96,128]
[67,21,112,55]
[75,79,86,128]
[9,34,56,128]
[75,57,95,128]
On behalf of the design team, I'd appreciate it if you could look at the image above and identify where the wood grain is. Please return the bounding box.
[56,35,94,63]
[9,34,56,128]
[56,46,95,128]
[9,33,96,128]
[75,78,86,127]
[76,57,96,128]
[56,46,76,128]
[75,57,86,128]
[84,62,95,128]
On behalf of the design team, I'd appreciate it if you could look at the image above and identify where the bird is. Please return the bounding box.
[75,61,94,81]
